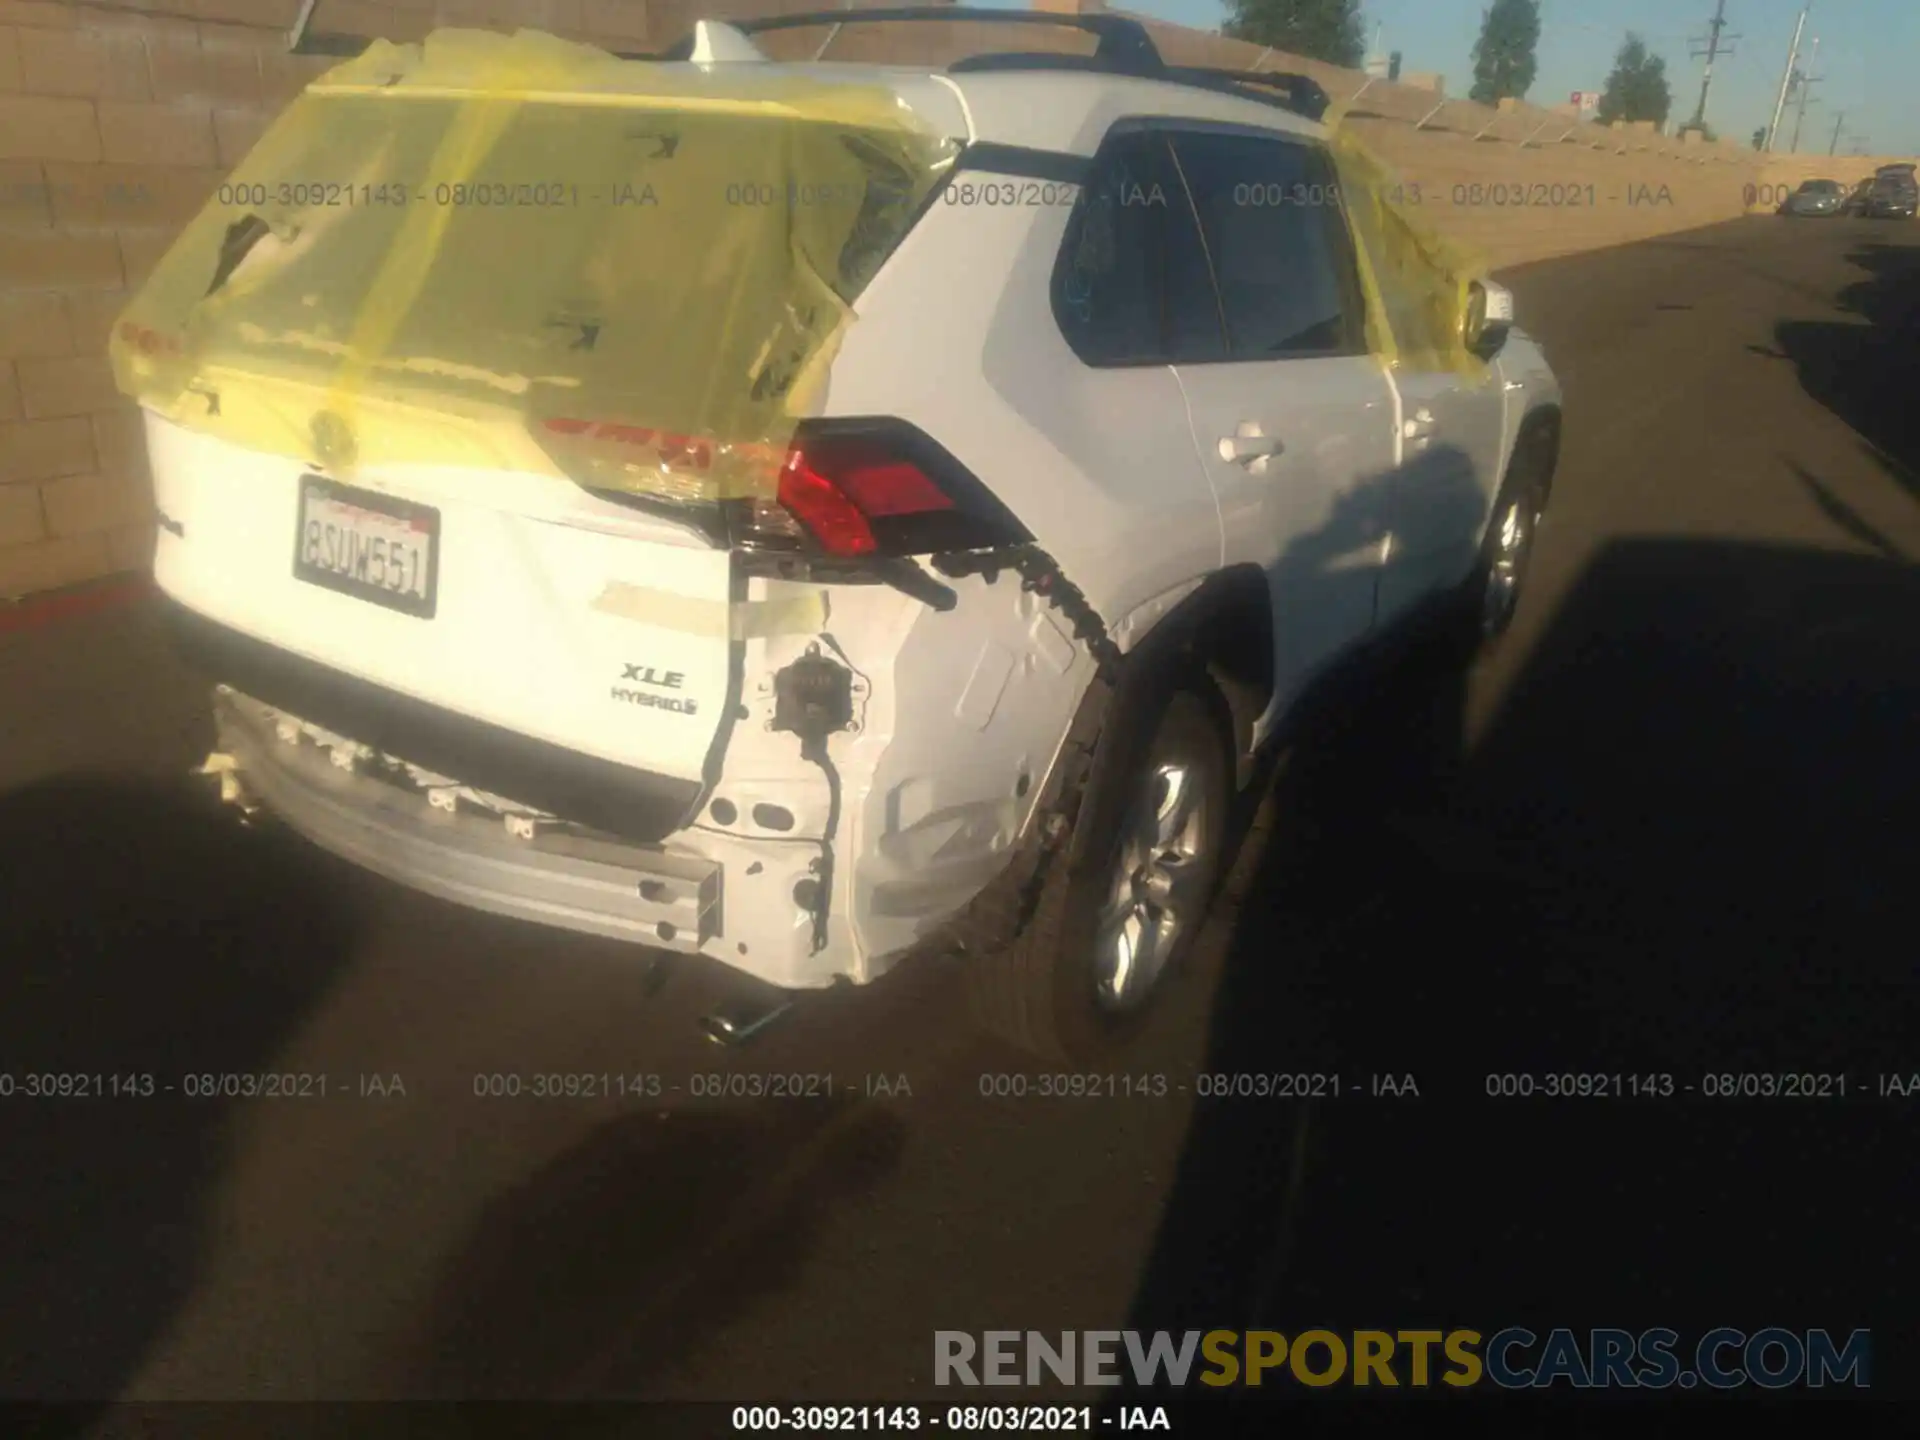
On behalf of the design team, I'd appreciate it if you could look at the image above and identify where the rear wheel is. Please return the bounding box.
[965,682,1233,1064]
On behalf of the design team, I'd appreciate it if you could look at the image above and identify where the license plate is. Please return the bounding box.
[292,476,438,618]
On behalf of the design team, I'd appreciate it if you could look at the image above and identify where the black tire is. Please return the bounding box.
[964,680,1233,1065]
[1449,422,1553,663]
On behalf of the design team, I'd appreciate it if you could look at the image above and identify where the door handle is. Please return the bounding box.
[1402,407,1437,442]
[1218,423,1284,465]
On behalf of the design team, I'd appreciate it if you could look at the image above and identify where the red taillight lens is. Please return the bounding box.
[775,438,960,558]
[539,415,1029,560]
[777,450,880,556]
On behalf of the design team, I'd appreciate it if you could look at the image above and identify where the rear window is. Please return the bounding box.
[167,99,939,408]
[111,31,958,499]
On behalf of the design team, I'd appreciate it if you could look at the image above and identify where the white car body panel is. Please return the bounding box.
[1175,355,1398,733]
[1374,359,1511,627]
[150,419,732,782]
[152,47,1563,994]
[827,195,1225,643]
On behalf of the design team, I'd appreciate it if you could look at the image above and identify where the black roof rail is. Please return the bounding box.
[290,29,374,57]
[643,7,1166,70]
[948,51,1157,77]
[285,12,1328,123]
[1162,65,1332,122]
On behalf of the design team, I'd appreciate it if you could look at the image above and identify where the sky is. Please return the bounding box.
[981,0,1918,156]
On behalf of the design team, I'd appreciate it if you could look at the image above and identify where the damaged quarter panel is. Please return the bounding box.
[779,128,1220,970]
[688,565,1099,984]
[822,115,1225,644]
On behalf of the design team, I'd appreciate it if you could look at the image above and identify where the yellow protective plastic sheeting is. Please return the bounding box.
[109,28,959,502]
[1323,118,1488,378]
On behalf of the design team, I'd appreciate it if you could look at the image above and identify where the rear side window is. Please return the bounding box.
[1167,131,1364,360]
[1052,132,1173,365]
[1050,131,1227,366]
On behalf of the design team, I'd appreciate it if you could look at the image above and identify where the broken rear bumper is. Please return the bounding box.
[213,687,723,950]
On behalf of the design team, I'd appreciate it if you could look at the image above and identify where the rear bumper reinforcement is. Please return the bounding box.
[214,687,722,950]
[162,597,704,844]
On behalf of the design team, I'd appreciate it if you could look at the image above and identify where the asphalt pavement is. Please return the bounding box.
[2,213,1918,1427]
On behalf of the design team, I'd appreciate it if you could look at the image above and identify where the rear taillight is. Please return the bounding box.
[531,416,727,504]
[738,422,1029,559]
[533,414,1029,559]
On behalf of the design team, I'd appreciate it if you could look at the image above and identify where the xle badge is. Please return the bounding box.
[612,663,696,715]
[621,664,683,689]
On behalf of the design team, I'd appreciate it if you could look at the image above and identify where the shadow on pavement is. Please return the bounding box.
[398,1099,907,1399]
[1123,537,1920,1419]
[1772,239,1920,503]
[0,775,362,1409]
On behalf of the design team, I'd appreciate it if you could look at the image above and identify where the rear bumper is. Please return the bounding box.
[162,596,705,845]
[214,687,723,950]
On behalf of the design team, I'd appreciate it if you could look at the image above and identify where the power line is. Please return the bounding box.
[1766,5,1808,152]
[1687,0,1741,131]
[1788,35,1824,152]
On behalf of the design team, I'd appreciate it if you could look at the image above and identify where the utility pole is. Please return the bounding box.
[1789,36,1821,152]
[1829,110,1845,155]
[1766,5,1808,152]
[1688,0,1740,132]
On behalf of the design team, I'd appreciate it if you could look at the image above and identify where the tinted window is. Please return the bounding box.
[1168,132,1361,360]
[1051,132,1227,365]
[1052,133,1170,365]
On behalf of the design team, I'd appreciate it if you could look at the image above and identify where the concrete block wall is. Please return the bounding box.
[1,0,1914,599]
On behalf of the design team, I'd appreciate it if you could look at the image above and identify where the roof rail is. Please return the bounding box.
[285,11,1327,123]
[945,54,1328,121]
[1162,65,1332,122]
[291,28,372,57]
[641,7,1166,70]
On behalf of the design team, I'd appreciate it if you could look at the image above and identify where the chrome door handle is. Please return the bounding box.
[1402,407,1437,442]
[1219,425,1284,465]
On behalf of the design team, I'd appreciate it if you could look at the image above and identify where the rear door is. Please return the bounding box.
[1162,125,1399,731]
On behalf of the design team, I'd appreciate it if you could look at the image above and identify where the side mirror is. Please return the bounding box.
[1463,279,1514,360]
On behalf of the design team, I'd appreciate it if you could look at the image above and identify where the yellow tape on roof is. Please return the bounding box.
[108,28,959,503]
[1323,109,1488,378]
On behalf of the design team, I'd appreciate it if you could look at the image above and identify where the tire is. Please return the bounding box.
[1451,423,1552,662]
[964,679,1233,1065]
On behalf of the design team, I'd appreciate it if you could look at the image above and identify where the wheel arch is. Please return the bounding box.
[1516,402,1562,507]
[1059,563,1273,871]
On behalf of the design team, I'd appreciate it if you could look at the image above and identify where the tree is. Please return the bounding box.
[1595,33,1672,126]
[1222,0,1366,69]
[1469,0,1540,106]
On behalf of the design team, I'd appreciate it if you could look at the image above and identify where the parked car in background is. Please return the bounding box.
[1866,170,1919,219]
[1842,177,1876,216]
[1784,179,1845,216]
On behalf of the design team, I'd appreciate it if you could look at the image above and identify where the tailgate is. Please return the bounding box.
[150,412,734,787]
[113,27,957,800]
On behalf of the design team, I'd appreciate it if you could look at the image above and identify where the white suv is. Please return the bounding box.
[140,10,1562,1061]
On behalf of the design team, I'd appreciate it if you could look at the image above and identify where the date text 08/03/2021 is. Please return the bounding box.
[729,1406,1162,1433]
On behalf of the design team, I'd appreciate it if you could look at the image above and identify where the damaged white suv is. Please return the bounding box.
[123,10,1561,1061]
